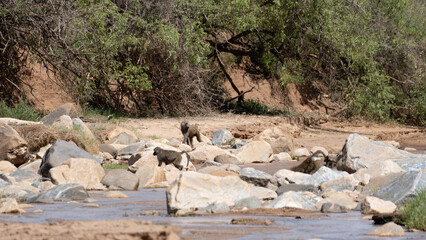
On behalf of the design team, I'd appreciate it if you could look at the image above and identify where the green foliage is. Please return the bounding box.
[0,100,42,121]
[398,190,426,230]
[242,99,269,115]
[102,164,128,169]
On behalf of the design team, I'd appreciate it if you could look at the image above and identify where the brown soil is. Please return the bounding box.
[0,219,180,240]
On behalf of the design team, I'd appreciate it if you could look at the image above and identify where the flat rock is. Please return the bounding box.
[0,198,25,214]
[117,141,147,156]
[354,160,405,181]
[9,169,41,185]
[166,172,251,214]
[31,183,89,202]
[276,184,319,196]
[249,186,277,200]
[320,174,360,193]
[188,145,229,163]
[295,148,310,157]
[366,222,405,237]
[274,169,310,184]
[269,152,292,162]
[214,154,242,165]
[108,132,138,145]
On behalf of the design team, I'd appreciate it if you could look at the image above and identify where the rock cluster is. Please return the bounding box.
[1,104,425,238]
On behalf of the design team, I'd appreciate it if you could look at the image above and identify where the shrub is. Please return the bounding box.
[0,100,42,121]
[397,190,426,230]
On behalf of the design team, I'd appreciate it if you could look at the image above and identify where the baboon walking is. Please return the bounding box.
[153,147,189,170]
[291,150,329,174]
[180,121,202,148]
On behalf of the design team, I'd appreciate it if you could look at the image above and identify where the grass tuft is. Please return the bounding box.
[0,100,42,121]
[397,190,426,231]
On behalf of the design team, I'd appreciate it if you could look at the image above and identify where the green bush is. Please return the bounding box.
[398,190,426,230]
[0,100,42,121]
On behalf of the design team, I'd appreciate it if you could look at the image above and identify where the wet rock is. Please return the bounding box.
[101,169,139,190]
[214,154,242,165]
[0,123,29,165]
[249,186,277,200]
[320,174,360,193]
[108,132,138,145]
[166,172,251,214]
[18,159,41,173]
[276,184,319,196]
[211,129,234,145]
[118,141,147,157]
[40,103,78,125]
[9,169,41,185]
[38,140,100,178]
[337,134,412,173]
[269,152,292,162]
[49,158,105,190]
[104,191,128,198]
[361,196,397,215]
[196,201,230,214]
[253,126,294,155]
[238,168,272,187]
[268,191,320,210]
[274,169,310,185]
[0,198,25,214]
[237,140,272,164]
[0,160,17,174]
[32,183,89,202]
[233,197,262,210]
[321,202,348,213]
[230,218,275,225]
[52,115,73,129]
[366,222,405,237]
[373,171,425,205]
[302,166,349,187]
[295,148,310,157]
[188,145,229,163]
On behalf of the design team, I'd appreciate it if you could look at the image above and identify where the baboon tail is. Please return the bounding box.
[196,132,202,142]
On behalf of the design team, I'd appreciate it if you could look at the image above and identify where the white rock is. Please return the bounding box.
[361,196,397,215]
[269,152,292,162]
[268,191,321,210]
[273,169,310,184]
[295,148,310,157]
[237,140,272,164]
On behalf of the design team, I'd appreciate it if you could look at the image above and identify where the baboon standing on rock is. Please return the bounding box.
[180,121,202,148]
[291,150,329,174]
[153,147,189,170]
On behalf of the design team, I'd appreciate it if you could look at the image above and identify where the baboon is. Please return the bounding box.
[153,147,189,170]
[291,150,329,174]
[180,121,202,148]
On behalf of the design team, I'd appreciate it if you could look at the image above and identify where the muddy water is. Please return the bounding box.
[2,189,425,240]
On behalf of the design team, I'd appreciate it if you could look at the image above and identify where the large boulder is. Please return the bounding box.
[319,174,360,194]
[321,191,359,211]
[354,160,405,181]
[49,158,105,190]
[276,184,320,196]
[269,152,292,162]
[166,171,251,214]
[188,145,229,163]
[117,141,147,156]
[0,123,29,165]
[253,126,294,155]
[211,129,234,145]
[268,191,321,210]
[136,164,166,189]
[236,140,272,163]
[40,103,78,125]
[101,169,139,190]
[295,148,310,157]
[238,168,272,187]
[392,155,426,172]
[108,132,138,145]
[337,134,412,173]
[38,140,100,178]
[373,171,425,205]
[9,169,41,185]
[249,186,277,200]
